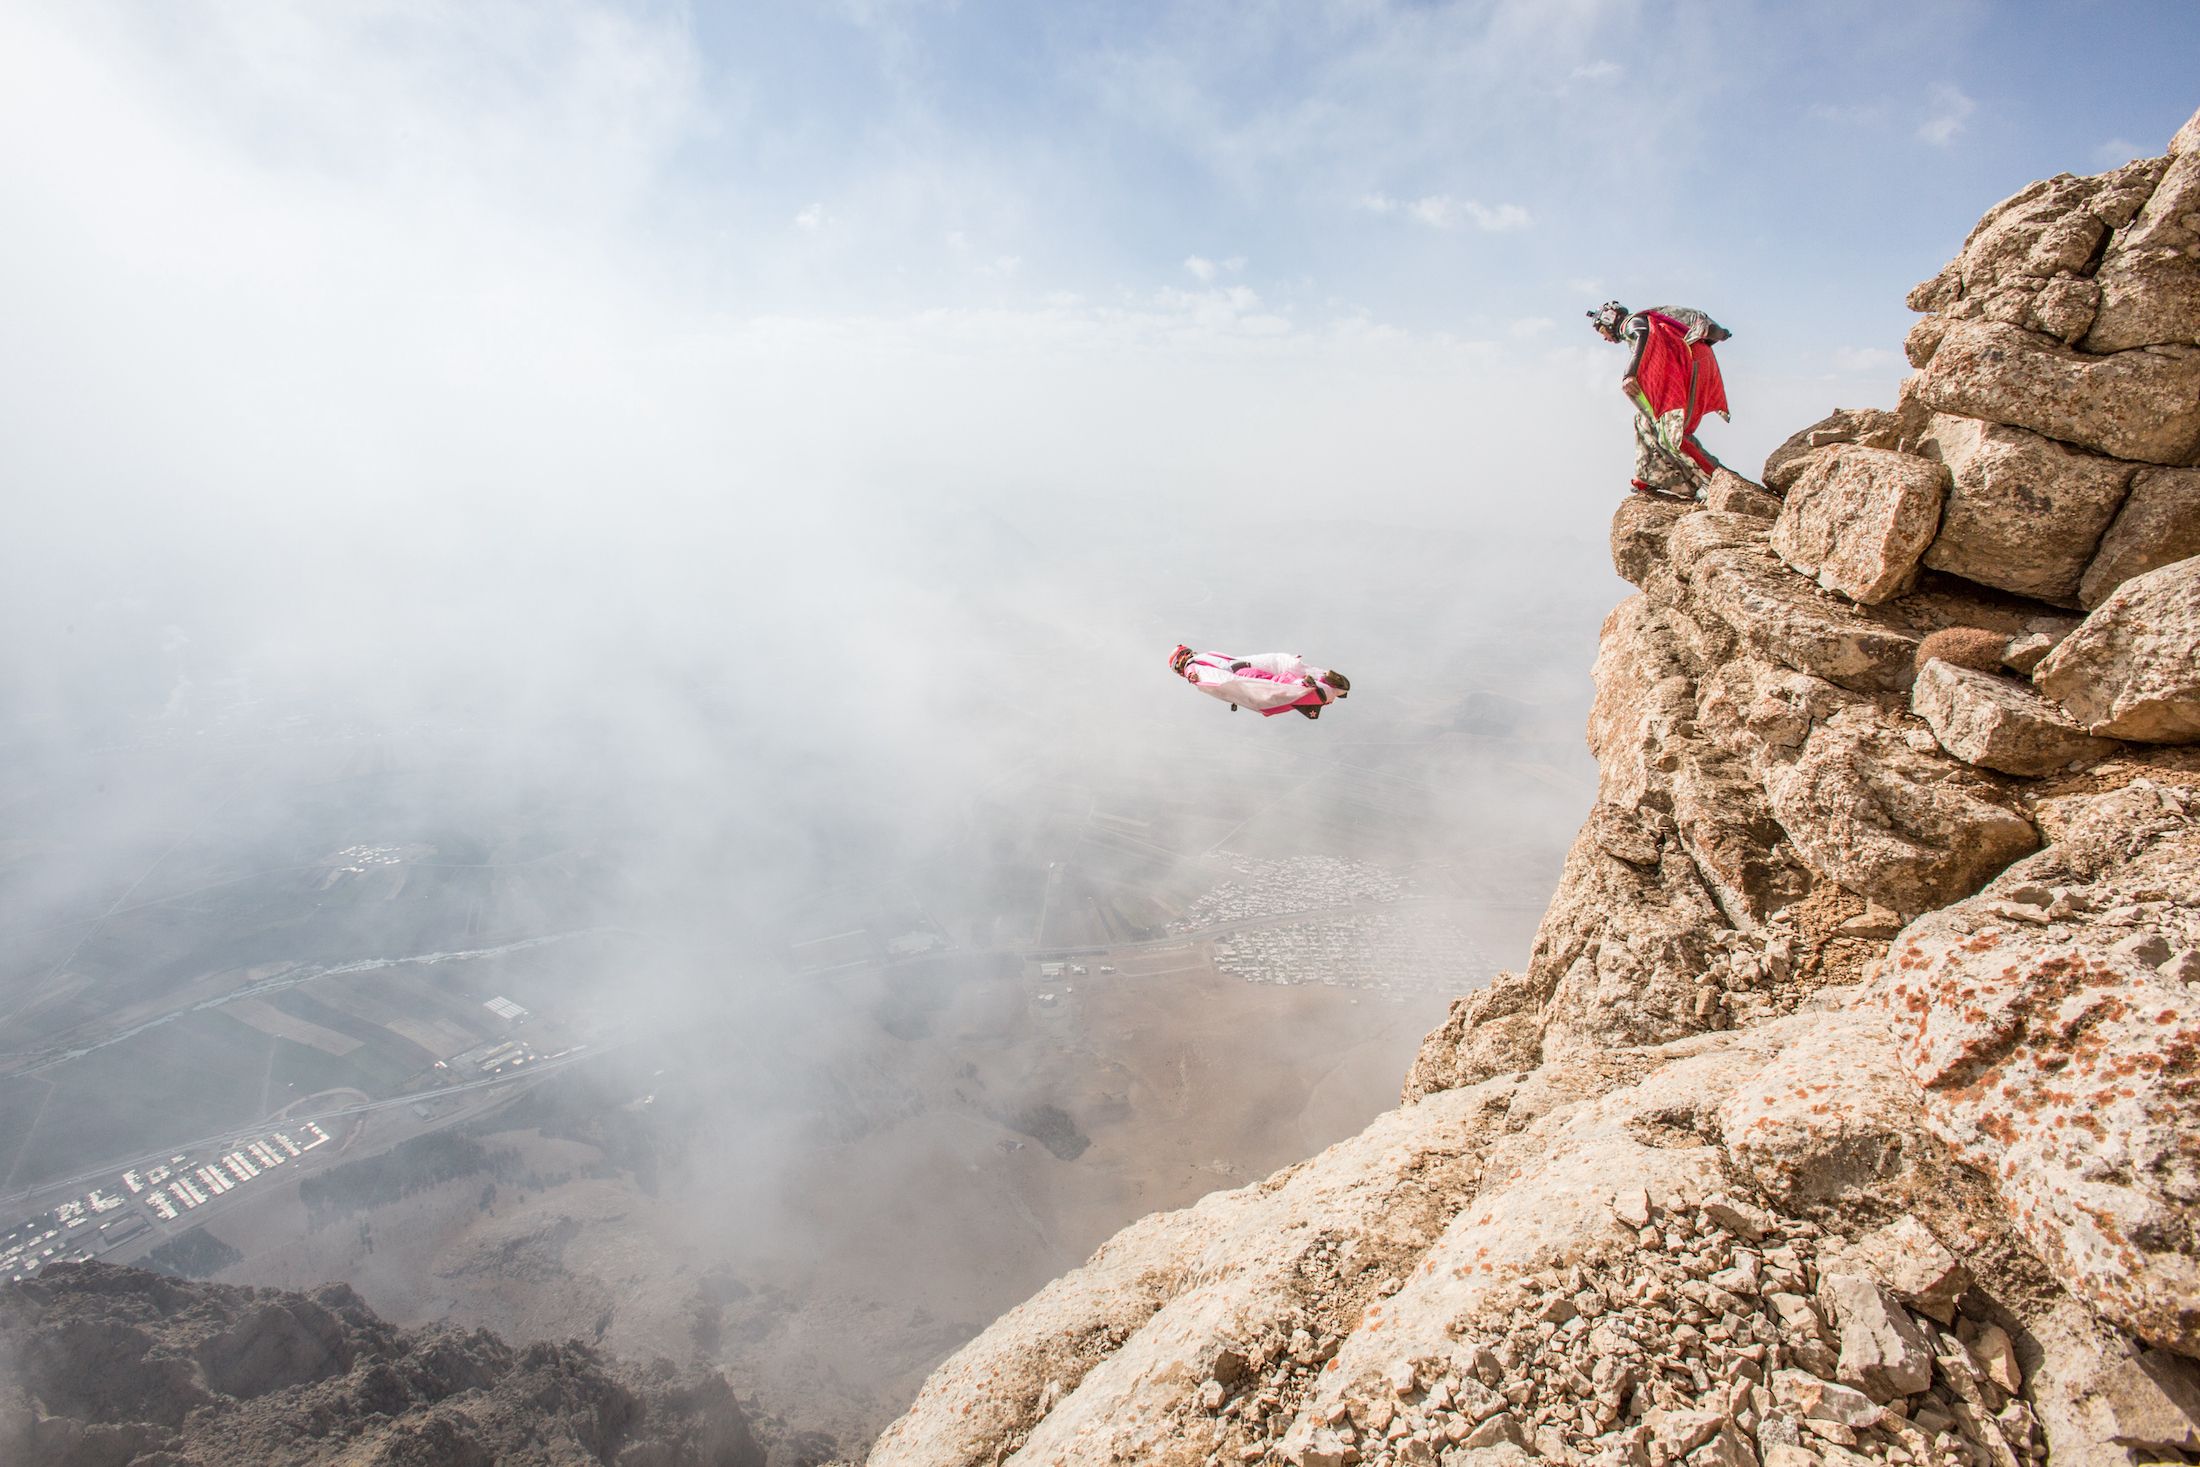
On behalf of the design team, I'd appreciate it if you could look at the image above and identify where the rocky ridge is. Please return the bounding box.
[0,1261,768,1466]
[866,111,2200,1466]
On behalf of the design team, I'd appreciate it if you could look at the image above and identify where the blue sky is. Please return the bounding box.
[661,0,2199,347]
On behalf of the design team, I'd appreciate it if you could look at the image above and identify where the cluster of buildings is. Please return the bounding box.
[127,1123,330,1223]
[1211,911,1494,991]
[330,844,404,874]
[1,1121,332,1281]
[1171,855,1408,933]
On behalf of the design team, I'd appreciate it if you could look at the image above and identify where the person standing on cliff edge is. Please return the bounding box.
[1587,301,1732,499]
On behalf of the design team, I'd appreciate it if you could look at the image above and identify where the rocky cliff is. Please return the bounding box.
[0,1260,767,1466]
[865,110,2200,1467]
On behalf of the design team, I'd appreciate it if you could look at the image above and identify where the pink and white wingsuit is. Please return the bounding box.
[1171,648,1343,718]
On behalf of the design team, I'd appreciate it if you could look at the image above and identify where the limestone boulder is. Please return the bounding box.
[1911,659,2117,776]
[1586,598,1810,924]
[1917,413,2137,605]
[1906,314,1950,368]
[1511,824,1731,1069]
[2178,105,2200,157]
[1716,1011,1992,1238]
[2025,274,2104,344]
[1870,781,2200,1357]
[1664,513,1921,693]
[1610,494,1693,588]
[1761,702,2039,916]
[2086,146,2200,352]
[2035,556,2200,742]
[2080,466,2200,608]
[1916,319,2200,466]
[1401,970,1544,1101]
[1704,467,1780,519]
[1762,405,1925,494]
[1771,445,1947,605]
[1908,161,2163,315]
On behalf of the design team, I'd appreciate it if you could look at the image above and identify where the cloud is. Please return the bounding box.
[1570,60,1619,81]
[2093,137,2144,167]
[794,201,829,231]
[1917,84,1975,147]
[1183,254,1248,282]
[1359,192,1531,233]
[1831,345,1903,374]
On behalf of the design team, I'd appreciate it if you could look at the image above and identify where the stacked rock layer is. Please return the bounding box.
[867,111,2200,1467]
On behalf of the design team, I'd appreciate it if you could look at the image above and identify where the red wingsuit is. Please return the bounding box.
[1633,310,1729,473]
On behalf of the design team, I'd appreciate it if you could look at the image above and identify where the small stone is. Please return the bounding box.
[1771,1369,1885,1430]
[1802,1417,1858,1447]
[1601,1178,1654,1231]
[1694,1424,1763,1467]
[1820,1272,1934,1402]
[1451,1377,1507,1424]
[2161,948,2200,983]
[1300,1429,1359,1467]
[1643,1405,1723,1457]
[1844,1217,1970,1325]
[1389,1359,1421,1398]
[1703,1196,1773,1242]
[1761,1447,1821,1467]
[1460,1412,1527,1449]
[1201,1380,1227,1412]
[2001,633,2057,675]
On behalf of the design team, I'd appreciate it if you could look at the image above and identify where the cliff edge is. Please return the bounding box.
[866,108,2200,1467]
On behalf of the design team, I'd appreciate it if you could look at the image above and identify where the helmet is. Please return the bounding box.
[1587,301,1629,339]
[1168,644,1195,673]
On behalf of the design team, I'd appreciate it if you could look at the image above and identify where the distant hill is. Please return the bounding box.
[1,1260,769,1466]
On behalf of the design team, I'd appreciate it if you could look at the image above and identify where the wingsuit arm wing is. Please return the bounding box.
[1187,662,1321,713]
[1234,652,1311,680]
